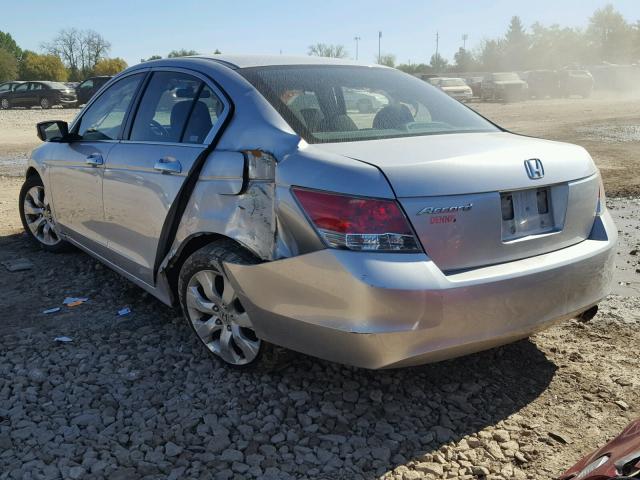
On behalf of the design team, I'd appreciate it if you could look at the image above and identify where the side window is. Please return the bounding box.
[0,84,9,92]
[80,79,93,90]
[182,85,222,144]
[130,72,203,143]
[14,83,28,92]
[77,73,144,141]
[30,83,43,91]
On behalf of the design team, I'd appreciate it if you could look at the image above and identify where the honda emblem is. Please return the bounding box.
[524,158,544,179]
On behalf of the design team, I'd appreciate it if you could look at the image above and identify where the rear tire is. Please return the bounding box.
[178,240,271,368]
[19,175,72,252]
[0,98,9,109]
[40,97,51,109]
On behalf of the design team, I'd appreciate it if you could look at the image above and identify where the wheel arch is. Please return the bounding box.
[163,232,259,304]
[25,167,41,180]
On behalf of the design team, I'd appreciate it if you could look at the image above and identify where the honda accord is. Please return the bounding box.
[22,55,616,368]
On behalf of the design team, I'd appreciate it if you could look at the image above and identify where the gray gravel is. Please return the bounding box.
[0,181,638,479]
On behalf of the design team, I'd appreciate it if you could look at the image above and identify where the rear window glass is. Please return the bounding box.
[240,66,497,144]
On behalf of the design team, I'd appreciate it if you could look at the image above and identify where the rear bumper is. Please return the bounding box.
[226,212,617,369]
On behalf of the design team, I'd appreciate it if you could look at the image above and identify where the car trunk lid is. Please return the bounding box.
[311,132,599,271]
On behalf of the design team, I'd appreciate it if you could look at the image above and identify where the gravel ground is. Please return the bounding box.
[0,176,639,479]
[0,97,639,480]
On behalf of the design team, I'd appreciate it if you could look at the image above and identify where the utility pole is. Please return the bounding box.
[435,31,439,58]
[354,36,361,60]
[462,34,468,50]
[378,31,382,63]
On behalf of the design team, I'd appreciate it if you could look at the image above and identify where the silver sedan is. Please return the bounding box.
[23,55,616,368]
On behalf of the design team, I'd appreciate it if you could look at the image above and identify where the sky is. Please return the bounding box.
[4,0,640,67]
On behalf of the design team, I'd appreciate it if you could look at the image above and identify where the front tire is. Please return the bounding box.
[178,241,266,368]
[19,175,70,252]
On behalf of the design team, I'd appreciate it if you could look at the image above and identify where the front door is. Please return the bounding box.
[102,70,226,284]
[47,72,146,250]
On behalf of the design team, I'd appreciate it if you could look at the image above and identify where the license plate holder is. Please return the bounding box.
[501,187,555,241]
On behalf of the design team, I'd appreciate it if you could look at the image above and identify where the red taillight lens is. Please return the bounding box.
[292,187,421,252]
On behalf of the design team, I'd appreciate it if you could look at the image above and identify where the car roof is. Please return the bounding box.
[193,54,382,69]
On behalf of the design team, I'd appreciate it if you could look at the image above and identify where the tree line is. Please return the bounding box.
[308,4,639,75]
[0,29,221,83]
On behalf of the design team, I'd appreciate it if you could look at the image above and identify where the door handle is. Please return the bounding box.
[154,157,182,174]
[85,153,103,166]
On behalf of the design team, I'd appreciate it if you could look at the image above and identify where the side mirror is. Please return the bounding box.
[36,120,69,142]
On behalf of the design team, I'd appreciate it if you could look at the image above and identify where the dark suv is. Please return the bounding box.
[75,76,112,106]
[0,81,77,109]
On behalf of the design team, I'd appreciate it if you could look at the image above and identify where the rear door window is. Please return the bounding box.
[181,85,222,144]
[130,72,221,144]
[130,72,202,143]
[76,73,144,141]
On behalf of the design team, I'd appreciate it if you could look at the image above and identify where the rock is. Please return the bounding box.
[68,466,85,479]
[492,430,510,443]
[433,426,454,443]
[71,413,101,427]
[415,462,444,476]
[402,471,423,480]
[615,400,630,410]
[548,431,572,445]
[165,442,183,457]
[220,449,243,463]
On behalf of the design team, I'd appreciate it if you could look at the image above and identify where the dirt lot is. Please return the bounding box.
[0,98,639,480]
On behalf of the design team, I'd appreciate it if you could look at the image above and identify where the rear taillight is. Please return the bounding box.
[596,174,606,216]
[292,187,421,252]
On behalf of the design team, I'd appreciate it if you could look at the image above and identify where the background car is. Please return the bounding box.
[75,75,112,106]
[0,81,77,109]
[522,70,559,98]
[343,88,389,113]
[558,69,594,98]
[559,419,640,479]
[436,77,473,102]
[463,75,484,98]
[481,72,528,101]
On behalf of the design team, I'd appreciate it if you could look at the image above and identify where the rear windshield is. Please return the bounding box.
[492,73,521,82]
[42,82,69,90]
[440,78,467,87]
[240,66,498,144]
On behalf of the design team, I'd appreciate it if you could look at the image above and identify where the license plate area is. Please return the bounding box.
[501,187,555,241]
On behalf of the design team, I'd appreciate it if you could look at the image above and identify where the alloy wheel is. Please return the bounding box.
[1,98,8,109]
[40,97,50,109]
[185,269,260,366]
[22,186,60,246]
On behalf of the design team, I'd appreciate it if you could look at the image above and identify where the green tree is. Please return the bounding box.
[396,63,430,75]
[20,52,67,81]
[141,55,162,62]
[587,4,633,63]
[93,57,127,75]
[0,48,18,81]
[429,52,449,72]
[308,43,348,58]
[478,39,504,71]
[453,48,477,72]
[0,31,21,60]
[504,16,530,70]
[167,49,199,58]
[377,53,396,67]
[213,49,222,54]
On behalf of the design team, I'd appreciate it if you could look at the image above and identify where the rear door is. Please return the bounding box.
[102,68,228,284]
[47,72,146,250]
[10,82,29,106]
